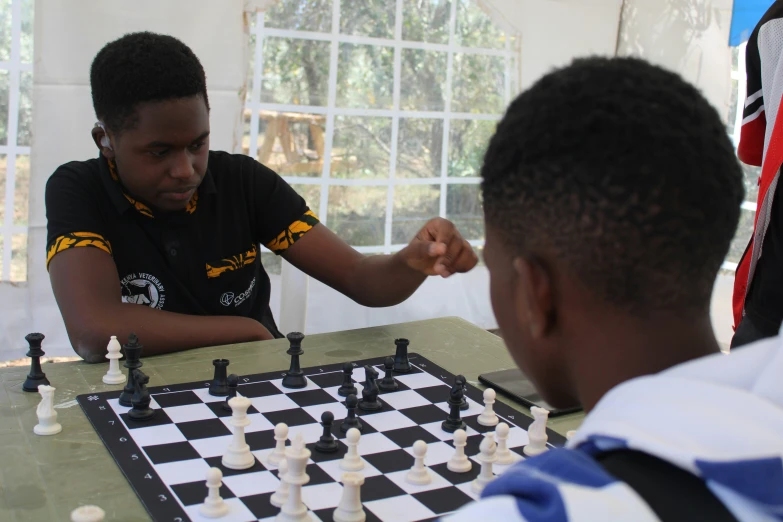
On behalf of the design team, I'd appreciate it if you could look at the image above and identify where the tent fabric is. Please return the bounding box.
[731,0,776,46]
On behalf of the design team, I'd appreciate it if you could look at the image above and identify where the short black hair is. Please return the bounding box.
[481,56,744,313]
[90,32,210,132]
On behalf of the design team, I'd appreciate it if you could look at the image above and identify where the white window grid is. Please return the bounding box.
[0,0,31,281]
[246,0,518,256]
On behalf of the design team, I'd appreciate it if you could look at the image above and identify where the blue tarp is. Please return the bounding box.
[730,0,776,46]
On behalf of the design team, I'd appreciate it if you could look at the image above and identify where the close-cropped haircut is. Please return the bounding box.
[90,31,209,132]
[481,56,744,313]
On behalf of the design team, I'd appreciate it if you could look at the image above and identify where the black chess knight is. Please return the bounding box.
[441,379,466,433]
[129,369,155,421]
[358,365,382,411]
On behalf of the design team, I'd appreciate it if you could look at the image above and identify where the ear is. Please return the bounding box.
[91,125,115,160]
[512,256,555,339]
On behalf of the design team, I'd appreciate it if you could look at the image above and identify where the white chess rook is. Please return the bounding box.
[495,422,515,465]
[333,472,366,522]
[34,385,62,436]
[268,422,289,466]
[340,428,364,471]
[102,336,126,385]
[472,432,497,494]
[447,429,472,473]
[523,406,550,457]
[277,434,312,522]
[70,505,105,522]
[406,440,432,485]
[477,388,499,427]
[199,467,230,518]
[222,395,255,469]
[270,457,290,508]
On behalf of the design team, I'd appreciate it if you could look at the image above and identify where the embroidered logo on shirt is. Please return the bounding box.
[220,277,256,308]
[120,272,166,310]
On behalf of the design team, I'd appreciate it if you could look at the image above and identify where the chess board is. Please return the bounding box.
[77,354,567,522]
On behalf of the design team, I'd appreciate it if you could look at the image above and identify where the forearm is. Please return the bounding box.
[344,251,427,307]
[69,304,272,363]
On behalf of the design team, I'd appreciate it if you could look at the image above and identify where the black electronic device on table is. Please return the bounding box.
[478,368,583,417]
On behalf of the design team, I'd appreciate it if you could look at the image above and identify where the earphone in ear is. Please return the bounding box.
[95,121,113,151]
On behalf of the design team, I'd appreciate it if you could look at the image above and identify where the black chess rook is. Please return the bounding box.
[209,359,230,396]
[22,333,50,392]
[378,356,398,392]
[119,333,144,407]
[393,338,411,373]
[441,380,467,433]
[315,411,339,453]
[222,374,239,412]
[282,331,307,389]
[340,394,363,433]
[128,368,155,421]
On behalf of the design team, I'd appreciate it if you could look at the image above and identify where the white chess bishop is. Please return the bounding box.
[102,336,126,385]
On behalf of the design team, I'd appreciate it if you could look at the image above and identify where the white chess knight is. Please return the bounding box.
[199,467,230,518]
[276,433,312,522]
[447,429,472,473]
[523,406,550,457]
[222,395,255,470]
[34,385,62,436]
[268,423,289,467]
[102,336,126,385]
[406,440,432,485]
[340,428,364,472]
[477,388,499,426]
[333,472,366,522]
[472,432,498,493]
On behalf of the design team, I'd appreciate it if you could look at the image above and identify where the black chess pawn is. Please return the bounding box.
[358,365,382,411]
[281,332,307,389]
[209,359,230,396]
[393,338,411,373]
[22,333,50,392]
[119,333,144,407]
[338,362,358,397]
[378,357,398,392]
[455,375,469,411]
[222,374,239,412]
[128,369,155,421]
[441,381,466,433]
[340,394,363,433]
[315,411,339,453]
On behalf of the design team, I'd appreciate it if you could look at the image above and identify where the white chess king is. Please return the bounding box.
[34,385,62,436]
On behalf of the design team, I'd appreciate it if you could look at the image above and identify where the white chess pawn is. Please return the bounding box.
[199,467,230,518]
[222,395,255,470]
[270,457,290,508]
[405,440,432,485]
[477,388,499,426]
[34,385,62,436]
[340,428,364,472]
[472,432,497,493]
[524,406,550,457]
[70,505,105,522]
[333,472,366,522]
[268,422,289,467]
[102,336,126,385]
[447,428,472,473]
[495,422,516,465]
[277,433,312,522]
[566,430,577,441]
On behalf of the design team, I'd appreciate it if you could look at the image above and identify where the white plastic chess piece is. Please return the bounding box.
[276,433,312,522]
[270,457,290,508]
[523,406,550,457]
[447,428,472,473]
[34,385,62,436]
[268,422,289,466]
[472,432,497,493]
[340,428,364,472]
[222,395,255,469]
[405,440,432,485]
[70,505,105,522]
[199,467,230,518]
[102,336,126,385]
[495,422,516,465]
[566,430,576,441]
[477,388,499,427]
[333,472,366,522]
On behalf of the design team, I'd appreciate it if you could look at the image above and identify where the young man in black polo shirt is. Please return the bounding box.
[45,32,477,363]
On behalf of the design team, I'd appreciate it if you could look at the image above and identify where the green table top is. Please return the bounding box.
[0,317,584,521]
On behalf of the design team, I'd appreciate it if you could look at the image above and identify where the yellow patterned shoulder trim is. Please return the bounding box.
[265,210,320,255]
[46,232,112,270]
[206,244,258,279]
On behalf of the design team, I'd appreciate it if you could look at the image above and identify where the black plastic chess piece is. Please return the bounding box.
[393,338,411,373]
[378,357,398,392]
[128,369,155,421]
[282,332,307,389]
[455,375,469,411]
[22,333,50,392]
[441,381,466,433]
[209,359,230,396]
[119,334,144,407]
[315,411,339,453]
[358,365,382,411]
[337,362,358,397]
[340,394,363,433]
[222,374,239,412]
